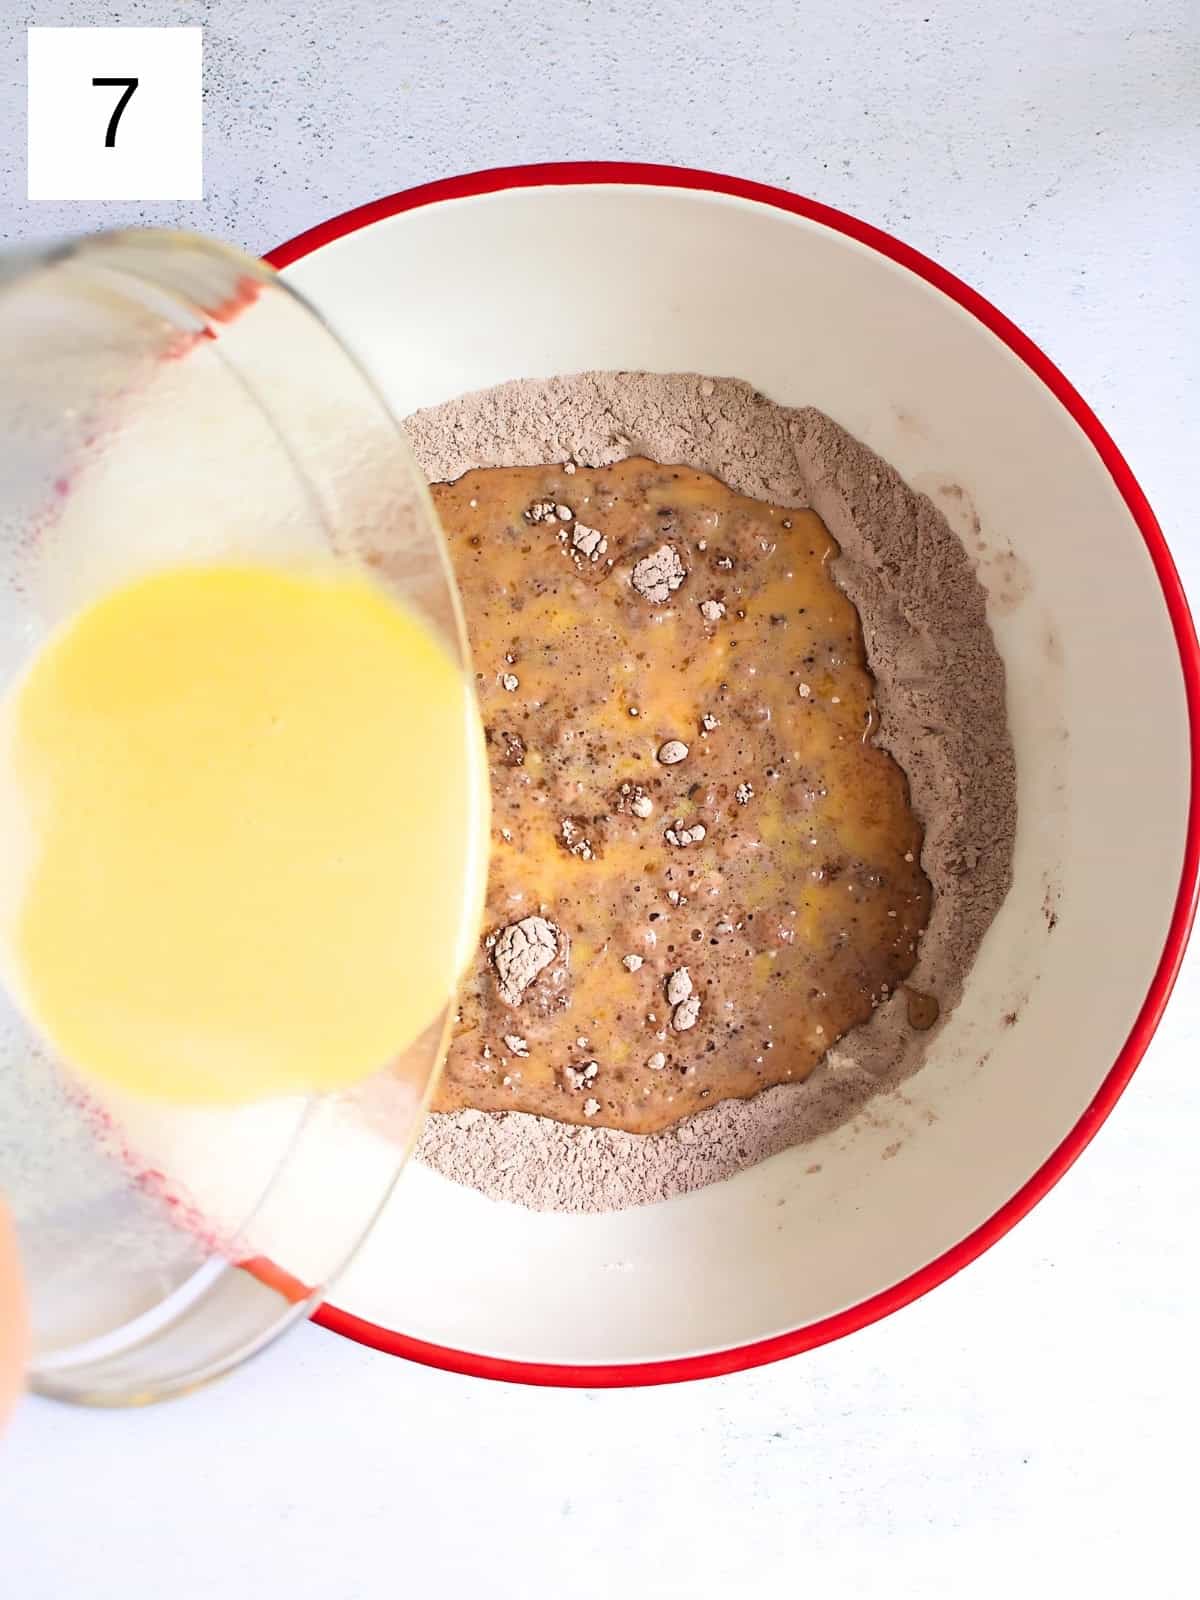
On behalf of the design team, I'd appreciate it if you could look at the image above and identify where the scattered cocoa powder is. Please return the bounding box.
[408,373,1016,1212]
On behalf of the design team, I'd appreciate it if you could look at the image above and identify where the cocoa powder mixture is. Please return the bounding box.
[406,373,1016,1212]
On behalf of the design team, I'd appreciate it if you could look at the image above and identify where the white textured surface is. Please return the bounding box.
[2,0,1198,1595]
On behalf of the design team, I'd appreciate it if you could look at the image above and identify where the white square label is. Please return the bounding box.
[27,27,202,201]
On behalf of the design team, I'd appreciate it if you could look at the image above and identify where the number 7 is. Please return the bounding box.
[91,78,139,149]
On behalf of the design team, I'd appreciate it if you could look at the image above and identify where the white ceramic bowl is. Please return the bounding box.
[270,163,1199,1385]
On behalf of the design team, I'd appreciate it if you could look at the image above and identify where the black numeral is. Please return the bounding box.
[91,77,139,148]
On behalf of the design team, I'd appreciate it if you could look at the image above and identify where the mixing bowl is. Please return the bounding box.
[270,162,1199,1383]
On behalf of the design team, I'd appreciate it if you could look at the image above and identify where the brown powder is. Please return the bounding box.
[407,373,1016,1212]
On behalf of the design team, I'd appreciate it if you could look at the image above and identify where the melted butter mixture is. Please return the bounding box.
[434,458,931,1134]
[0,565,485,1105]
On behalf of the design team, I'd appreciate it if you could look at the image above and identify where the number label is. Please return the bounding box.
[91,77,139,148]
[27,27,202,201]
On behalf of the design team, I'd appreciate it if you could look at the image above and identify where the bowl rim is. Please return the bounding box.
[266,159,1200,1388]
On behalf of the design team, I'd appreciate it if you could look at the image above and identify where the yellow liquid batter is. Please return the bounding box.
[0,564,487,1105]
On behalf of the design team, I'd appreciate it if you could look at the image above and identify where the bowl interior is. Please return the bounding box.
[281,181,1191,1368]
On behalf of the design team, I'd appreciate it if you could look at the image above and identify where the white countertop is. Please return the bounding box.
[3,1,1198,1593]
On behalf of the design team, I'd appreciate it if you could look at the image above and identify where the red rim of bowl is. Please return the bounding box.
[267,160,1200,1388]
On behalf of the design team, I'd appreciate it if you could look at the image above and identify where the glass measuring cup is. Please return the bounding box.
[0,230,485,1404]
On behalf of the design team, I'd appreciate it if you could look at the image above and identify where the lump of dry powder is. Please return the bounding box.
[631,543,686,602]
[491,916,561,1007]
